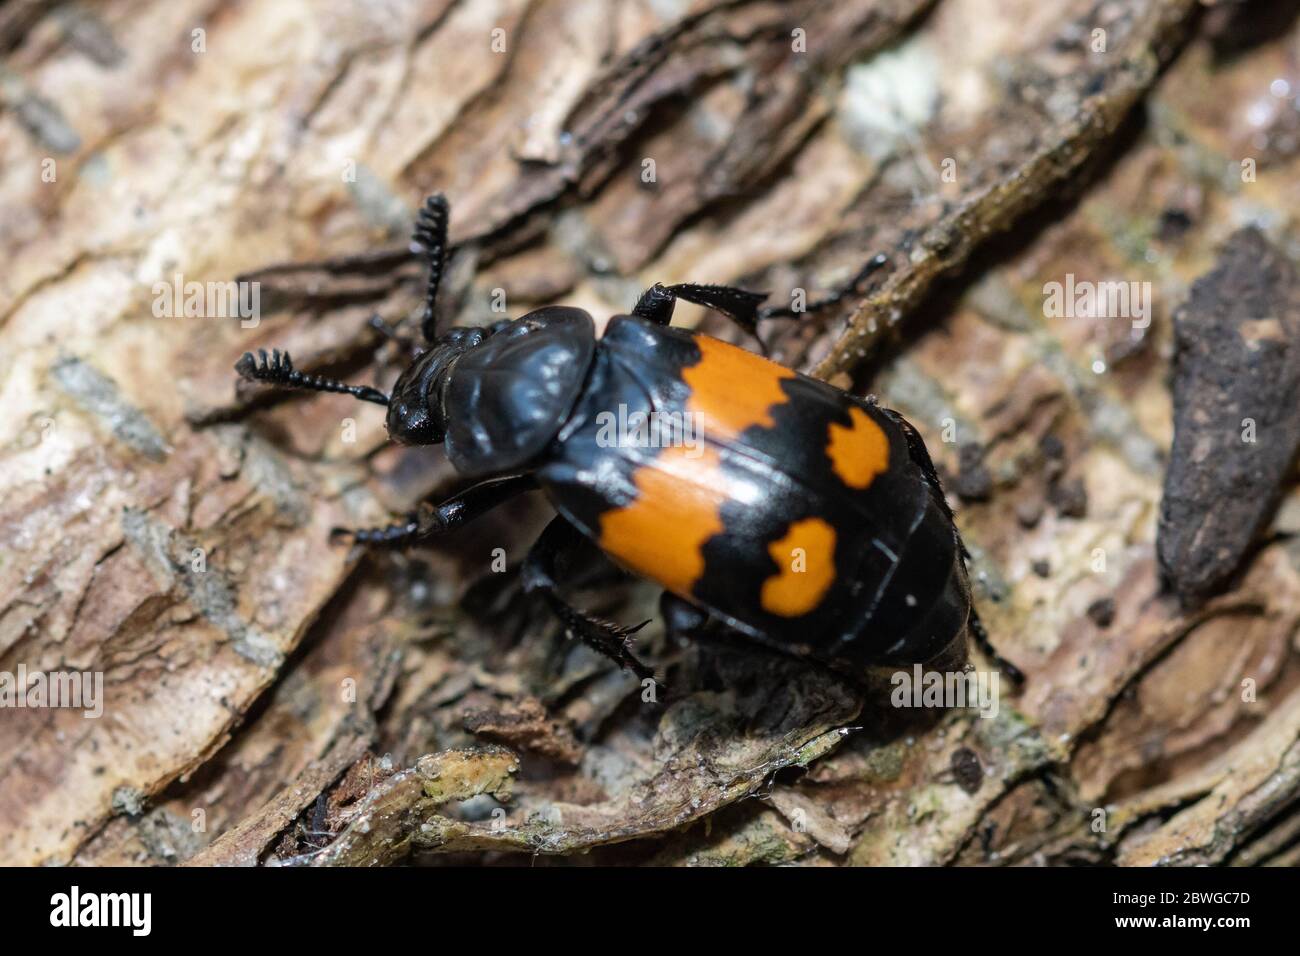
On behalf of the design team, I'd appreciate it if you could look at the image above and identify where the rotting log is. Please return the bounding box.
[3,0,1300,868]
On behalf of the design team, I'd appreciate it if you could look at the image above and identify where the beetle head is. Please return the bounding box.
[385,328,485,445]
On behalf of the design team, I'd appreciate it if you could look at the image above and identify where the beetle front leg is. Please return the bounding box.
[332,473,538,548]
[523,516,656,681]
[367,312,422,355]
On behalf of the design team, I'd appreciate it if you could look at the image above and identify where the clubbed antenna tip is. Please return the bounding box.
[235,349,388,406]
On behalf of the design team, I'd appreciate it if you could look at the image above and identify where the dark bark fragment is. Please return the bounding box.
[1158,227,1300,603]
[462,697,584,765]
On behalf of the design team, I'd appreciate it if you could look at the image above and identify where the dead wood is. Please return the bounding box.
[3,0,1300,868]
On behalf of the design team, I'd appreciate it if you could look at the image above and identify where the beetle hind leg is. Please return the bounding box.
[632,282,768,338]
[523,516,656,680]
[758,253,890,321]
[873,405,956,528]
[631,283,676,325]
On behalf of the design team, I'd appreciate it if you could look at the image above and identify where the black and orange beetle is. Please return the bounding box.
[237,194,1010,682]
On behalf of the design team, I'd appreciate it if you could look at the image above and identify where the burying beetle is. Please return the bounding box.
[237,194,1016,683]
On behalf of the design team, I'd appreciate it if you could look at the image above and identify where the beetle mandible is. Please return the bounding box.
[236,194,1014,682]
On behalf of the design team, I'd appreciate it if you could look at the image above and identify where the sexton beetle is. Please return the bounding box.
[236,194,1013,682]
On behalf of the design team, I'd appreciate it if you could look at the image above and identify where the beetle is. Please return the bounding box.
[236,194,1014,682]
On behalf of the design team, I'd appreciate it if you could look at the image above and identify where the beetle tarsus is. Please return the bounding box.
[523,516,658,681]
[541,591,655,681]
[330,518,422,548]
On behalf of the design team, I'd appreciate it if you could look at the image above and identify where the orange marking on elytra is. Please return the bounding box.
[682,336,794,440]
[760,517,837,617]
[598,445,729,597]
[826,405,890,489]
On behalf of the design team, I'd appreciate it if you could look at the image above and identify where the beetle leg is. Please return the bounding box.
[367,312,424,355]
[540,592,655,681]
[523,516,656,681]
[659,591,712,642]
[758,253,889,321]
[631,283,676,325]
[331,473,538,548]
[412,193,450,344]
[967,605,1024,684]
[632,282,769,339]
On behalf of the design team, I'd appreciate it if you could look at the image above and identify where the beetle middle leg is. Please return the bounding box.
[331,473,538,548]
[523,516,656,680]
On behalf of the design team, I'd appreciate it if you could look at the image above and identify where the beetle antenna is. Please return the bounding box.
[235,349,389,405]
[412,193,449,344]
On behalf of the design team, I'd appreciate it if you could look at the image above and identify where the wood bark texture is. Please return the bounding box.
[2,0,1300,867]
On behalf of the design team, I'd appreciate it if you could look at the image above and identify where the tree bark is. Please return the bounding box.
[3,0,1300,867]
